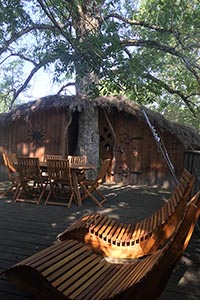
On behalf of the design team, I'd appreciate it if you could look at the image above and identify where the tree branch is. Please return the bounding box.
[145,73,198,117]
[121,39,200,85]
[1,52,38,66]
[36,0,78,52]
[0,24,57,56]
[57,82,75,94]
[104,13,173,33]
[10,62,47,109]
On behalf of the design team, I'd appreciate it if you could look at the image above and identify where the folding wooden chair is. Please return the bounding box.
[68,155,87,165]
[44,154,62,161]
[15,157,47,204]
[68,155,88,181]
[42,155,63,180]
[1,153,20,199]
[80,158,111,206]
[45,159,75,208]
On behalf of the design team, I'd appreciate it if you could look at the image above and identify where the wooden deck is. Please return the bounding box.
[0,183,199,300]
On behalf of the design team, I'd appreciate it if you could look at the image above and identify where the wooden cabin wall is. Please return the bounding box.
[99,109,185,186]
[0,124,10,153]
[1,109,70,161]
[0,125,10,180]
[0,109,79,181]
[8,110,65,160]
[160,130,184,182]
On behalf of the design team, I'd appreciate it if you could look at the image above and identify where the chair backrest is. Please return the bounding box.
[3,153,17,173]
[44,154,62,161]
[68,155,87,166]
[16,157,42,182]
[46,159,72,184]
[170,168,194,203]
[96,159,111,183]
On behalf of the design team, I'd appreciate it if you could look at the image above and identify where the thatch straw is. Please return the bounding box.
[0,94,199,149]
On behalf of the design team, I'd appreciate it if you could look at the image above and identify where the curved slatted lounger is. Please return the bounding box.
[4,192,200,300]
[57,169,195,258]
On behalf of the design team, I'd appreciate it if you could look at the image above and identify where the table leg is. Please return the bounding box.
[72,171,82,206]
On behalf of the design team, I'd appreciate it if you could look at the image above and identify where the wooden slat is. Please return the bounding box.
[96,217,111,237]
[17,240,76,266]
[98,218,114,238]
[34,241,80,270]
[111,223,124,243]
[139,216,149,239]
[89,263,131,300]
[47,251,96,283]
[41,244,88,276]
[92,215,107,234]
[62,260,108,297]
[55,255,102,290]
[116,223,129,242]
[76,263,117,300]
[103,219,117,240]
[121,223,133,244]
[106,222,120,242]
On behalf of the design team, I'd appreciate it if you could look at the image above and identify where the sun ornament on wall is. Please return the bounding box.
[27,123,47,147]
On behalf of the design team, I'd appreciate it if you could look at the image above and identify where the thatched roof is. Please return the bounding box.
[0,94,199,150]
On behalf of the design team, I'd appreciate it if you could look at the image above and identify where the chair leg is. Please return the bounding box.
[0,186,12,197]
[36,183,47,205]
[13,184,20,200]
[15,186,24,202]
[0,183,18,199]
[15,184,44,204]
[81,185,103,207]
[45,183,74,208]
[67,190,75,208]
[96,189,107,204]
[44,189,52,205]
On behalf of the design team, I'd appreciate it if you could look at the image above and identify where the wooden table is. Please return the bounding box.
[39,161,95,206]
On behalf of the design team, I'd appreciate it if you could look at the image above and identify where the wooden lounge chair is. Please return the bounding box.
[15,157,47,204]
[45,159,75,208]
[58,169,195,258]
[3,191,200,300]
[1,153,20,198]
[79,158,111,206]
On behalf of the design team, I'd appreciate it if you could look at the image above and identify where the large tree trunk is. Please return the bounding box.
[76,105,99,178]
[72,1,103,177]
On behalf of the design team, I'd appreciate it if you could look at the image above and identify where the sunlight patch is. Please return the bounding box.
[118,201,129,208]
[5,199,13,203]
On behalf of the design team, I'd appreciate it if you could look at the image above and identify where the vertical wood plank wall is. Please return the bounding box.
[99,109,184,186]
[5,110,68,161]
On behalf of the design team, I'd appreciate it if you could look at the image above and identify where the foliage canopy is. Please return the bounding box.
[0,0,199,129]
